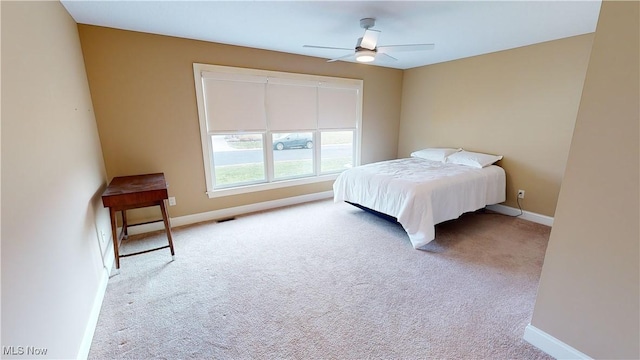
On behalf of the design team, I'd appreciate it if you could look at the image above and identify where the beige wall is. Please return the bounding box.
[77,25,403,222]
[399,34,594,216]
[530,1,639,358]
[1,1,111,358]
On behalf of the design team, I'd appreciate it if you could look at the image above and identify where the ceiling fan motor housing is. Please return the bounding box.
[356,45,376,53]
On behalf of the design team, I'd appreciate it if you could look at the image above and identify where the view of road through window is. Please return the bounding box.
[211,131,353,187]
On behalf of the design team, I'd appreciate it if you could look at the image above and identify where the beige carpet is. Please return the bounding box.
[89,199,552,359]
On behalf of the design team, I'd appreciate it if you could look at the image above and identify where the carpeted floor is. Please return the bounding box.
[89,199,552,359]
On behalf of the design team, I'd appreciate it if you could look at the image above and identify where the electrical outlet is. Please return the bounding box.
[517,189,525,199]
[168,197,176,206]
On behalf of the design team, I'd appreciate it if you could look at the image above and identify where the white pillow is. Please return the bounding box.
[446,150,503,168]
[410,148,461,162]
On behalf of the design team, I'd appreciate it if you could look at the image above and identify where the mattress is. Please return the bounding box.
[333,157,506,249]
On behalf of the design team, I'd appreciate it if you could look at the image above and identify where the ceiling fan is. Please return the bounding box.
[304,18,435,64]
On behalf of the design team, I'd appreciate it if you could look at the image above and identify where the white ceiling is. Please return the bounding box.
[61,0,602,70]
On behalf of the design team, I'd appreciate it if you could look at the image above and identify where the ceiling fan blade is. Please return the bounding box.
[377,44,435,53]
[327,53,356,63]
[376,52,398,62]
[360,29,380,50]
[303,45,353,51]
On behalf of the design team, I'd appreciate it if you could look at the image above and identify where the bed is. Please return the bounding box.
[333,150,506,249]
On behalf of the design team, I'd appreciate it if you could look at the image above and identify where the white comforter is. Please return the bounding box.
[333,157,506,249]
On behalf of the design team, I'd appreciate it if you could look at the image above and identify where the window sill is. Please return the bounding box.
[206,173,340,198]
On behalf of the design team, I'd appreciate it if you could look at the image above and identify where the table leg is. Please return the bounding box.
[121,210,128,239]
[109,208,120,269]
[160,200,175,256]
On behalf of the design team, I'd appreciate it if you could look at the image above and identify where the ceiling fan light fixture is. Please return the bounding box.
[355,49,376,63]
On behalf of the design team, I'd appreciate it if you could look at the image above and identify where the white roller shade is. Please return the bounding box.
[318,86,358,129]
[266,81,317,131]
[202,76,266,132]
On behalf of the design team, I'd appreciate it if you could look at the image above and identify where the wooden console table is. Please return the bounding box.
[101,173,175,269]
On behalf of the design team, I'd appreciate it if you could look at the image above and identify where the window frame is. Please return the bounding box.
[193,63,363,198]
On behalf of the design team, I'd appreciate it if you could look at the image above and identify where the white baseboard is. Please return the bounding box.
[124,196,551,235]
[77,243,114,360]
[125,190,334,236]
[524,324,592,359]
[486,204,554,227]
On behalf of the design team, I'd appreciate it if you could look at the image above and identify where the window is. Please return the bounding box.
[272,132,314,179]
[212,134,265,188]
[193,64,362,198]
[321,130,354,173]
